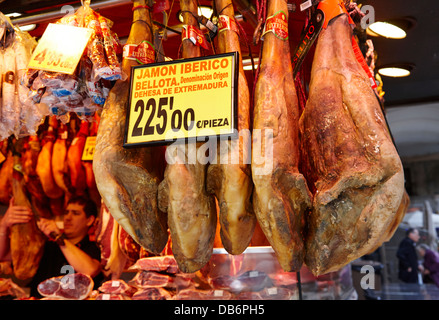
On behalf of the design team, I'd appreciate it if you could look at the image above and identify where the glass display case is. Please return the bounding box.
[122,246,358,300]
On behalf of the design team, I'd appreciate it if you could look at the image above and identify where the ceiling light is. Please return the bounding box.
[378,64,414,78]
[5,12,22,18]
[242,57,259,71]
[366,17,416,39]
[367,22,406,39]
[177,6,213,23]
[18,24,37,32]
[243,64,258,71]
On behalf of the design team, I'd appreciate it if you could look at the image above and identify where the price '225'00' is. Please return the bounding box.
[132,96,195,137]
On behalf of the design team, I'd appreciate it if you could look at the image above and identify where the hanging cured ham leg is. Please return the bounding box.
[251,0,312,272]
[93,0,168,254]
[206,0,255,255]
[300,12,405,275]
[10,140,46,280]
[158,0,217,273]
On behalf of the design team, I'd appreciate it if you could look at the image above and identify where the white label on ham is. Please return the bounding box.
[214,290,224,297]
[267,287,278,295]
[300,0,313,11]
[112,280,120,287]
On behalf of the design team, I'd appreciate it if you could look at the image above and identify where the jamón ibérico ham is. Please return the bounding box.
[206,0,255,255]
[0,141,13,204]
[251,0,311,272]
[52,122,71,197]
[67,120,88,196]
[300,11,405,275]
[36,124,64,200]
[83,115,101,207]
[10,140,46,280]
[93,0,168,255]
[95,202,127,279]
[157,0,217,274]
[22,136,52,220]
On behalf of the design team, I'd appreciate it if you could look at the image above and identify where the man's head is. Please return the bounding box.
[407,228,420,243]
[417,243,430,257]
[63,196,97,240]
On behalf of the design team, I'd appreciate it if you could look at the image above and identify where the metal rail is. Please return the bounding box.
[10,0,132,26]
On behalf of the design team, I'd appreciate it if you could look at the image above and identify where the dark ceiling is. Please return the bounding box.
[361,0,439,107]
[2,0,439,108]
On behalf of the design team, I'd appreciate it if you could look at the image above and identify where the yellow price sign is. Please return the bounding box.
[124,52,238,147]
[82,136,96,161]
[28,23,93,74]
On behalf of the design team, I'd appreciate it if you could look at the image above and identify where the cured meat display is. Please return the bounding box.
[22,135,53,220]
[98,279,137,297]
[0,278,27,299]
[132,287,172,300]
[9,140,46,280]
[251,0,312,272]
[0,15,39,141]
[51,122,71,196]
[157,0,217,273]
[95,203,128,279]
[66,120,89,196]
[0,0,412,301]
[300,12,405,275]
[93,0,168,255]
[0,139,13,204]
[36,122,64,200]
[20,3,121,122]
[206,0,255,255]
[129,256,180,274]
[37,273,94,300]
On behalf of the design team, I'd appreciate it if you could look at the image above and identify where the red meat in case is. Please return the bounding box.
[236,287,296,300]
[130,271,193,290]
[128,256,180,274]
[174,288,234,300]
[98,279,137,296]
[37,273,93,300]
[131,287,172,300]
[130,271,174,289]
[95,293,132,300]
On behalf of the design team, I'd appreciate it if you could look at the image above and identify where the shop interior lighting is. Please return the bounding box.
[242,57,259,71]
[378,64,414,78]
[177,6,213,22]
[367,17,416,39]
[5,12,23,18]
[18,24,37,32]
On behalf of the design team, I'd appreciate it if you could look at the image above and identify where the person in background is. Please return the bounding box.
[396,228,424,284]
[417,243,439,288]
[0,195,103,298]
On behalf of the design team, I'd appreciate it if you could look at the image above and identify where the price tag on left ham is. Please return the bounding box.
[124,52,238,147]
[28,23,93,74]
[82,136,96,161]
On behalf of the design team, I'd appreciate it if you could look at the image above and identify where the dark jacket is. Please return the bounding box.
[423,249,439,287]
[397,237,419,283]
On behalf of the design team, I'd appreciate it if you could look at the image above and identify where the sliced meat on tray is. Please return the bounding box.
[37,273,94,300]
